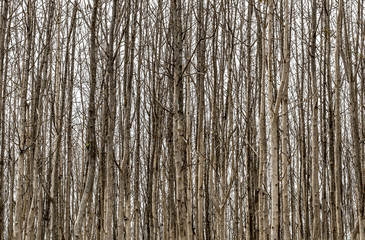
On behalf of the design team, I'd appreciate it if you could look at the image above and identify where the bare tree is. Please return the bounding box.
[74,0,99,238]
[0,1,9,236]
[2,1,364,239]
[334,0,344,238]
[171,0,187,238]
[196,0,206,238]
[14,2,34,238]
[310,0,320,238]
[281,0,290,239]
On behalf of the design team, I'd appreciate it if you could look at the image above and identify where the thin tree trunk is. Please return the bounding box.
[310,0,320,238]
[196,0,206,238]
[9,91,17,240]
[172,0,187,238]
[246,1,254,239]
[14,2,34,238]
[323,0,337,238]
[0,1,9,237]
[258,2,268,239]
[133,3,143,239]
[268,1,279,238]
[118,0,130,237]
[342,5,365,239]
[334,0,344,239]
[168,64,176,240]
[320,2,329,239]
[281,0,290,238]
[124,1,137,238]
[185,4,193,237]
[65,5,77,239]
[267,1,289,239]
[51,2,67,238]
[25,1,55,237]
[167,8,176,237]
[74,0,98,238]
[104,1,117,239]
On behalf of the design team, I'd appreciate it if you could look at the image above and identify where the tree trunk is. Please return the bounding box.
[14,2,34,238]
[310,0,320,238]
[104,1,117,240]
[172,0,187,238]
[334,1,344,239]
[246,1,254,239]
[65,5,77,239]
[281,0,290,238]
[258,2,268,239]
[74,0,98,238]
[167,17,177,238]
[196,0,206,238]
[0,1,8,237]
[133,3,143,239]
[268,1,279,239]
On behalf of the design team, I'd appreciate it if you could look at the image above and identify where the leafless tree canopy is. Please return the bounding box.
[0,0,364,239]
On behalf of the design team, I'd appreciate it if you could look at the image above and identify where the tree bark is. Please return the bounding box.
[0,1,8,237]
[196,0,206,238]
[258,2,268,239]
[14,2,34,238]
[310,0,320,238]
[268,1,278,239]
[65,5,77,239]
[172,0,187,238]
[74,0,98,238]
[334,0,344,239]
[245,1,254,239]
[342,3,365,238]
[103,1,117,240]
[281,0,290,238]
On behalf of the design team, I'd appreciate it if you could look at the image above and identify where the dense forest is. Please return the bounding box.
[0,0,364,239]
